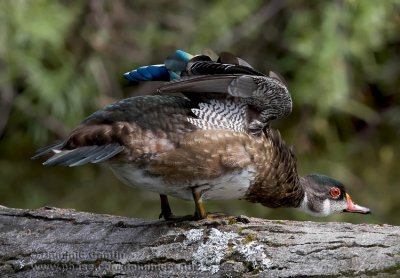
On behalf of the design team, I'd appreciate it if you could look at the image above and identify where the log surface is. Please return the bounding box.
[0,206,399,277]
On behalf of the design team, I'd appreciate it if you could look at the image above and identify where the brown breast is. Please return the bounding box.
[147,130,257,182]
[147,128,303,209]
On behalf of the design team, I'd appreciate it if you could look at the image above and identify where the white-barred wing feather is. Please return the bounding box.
[187,99,247,132]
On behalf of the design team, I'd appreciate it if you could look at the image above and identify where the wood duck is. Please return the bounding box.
[33,50,370,220]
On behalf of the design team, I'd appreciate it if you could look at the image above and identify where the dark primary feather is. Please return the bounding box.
[43,144,124,167]
[158,74,258,97]
[217,51,254,68]
[31,141,64,160]
[185,60,265,76]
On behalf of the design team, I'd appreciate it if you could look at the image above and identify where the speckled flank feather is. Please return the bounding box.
[187,99,247,132]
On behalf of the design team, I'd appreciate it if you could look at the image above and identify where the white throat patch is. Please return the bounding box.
[298,192,332,217]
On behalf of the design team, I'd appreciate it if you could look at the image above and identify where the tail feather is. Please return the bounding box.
[31,141,64,160]
[42,144,124,167]
[187,60,265,76]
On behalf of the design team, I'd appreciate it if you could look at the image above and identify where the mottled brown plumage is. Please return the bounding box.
[34,94,304,209]
[33,50,370,219]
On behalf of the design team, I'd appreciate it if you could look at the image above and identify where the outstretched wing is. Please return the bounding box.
[124,49,292,134]
[159,73,291,134]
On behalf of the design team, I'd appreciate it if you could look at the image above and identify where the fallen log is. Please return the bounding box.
[0,206,399,277]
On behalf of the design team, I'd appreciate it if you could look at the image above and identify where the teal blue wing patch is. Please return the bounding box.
[123,64,170,82]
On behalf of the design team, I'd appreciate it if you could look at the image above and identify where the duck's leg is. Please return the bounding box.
[159,194,174,220]
[192,189,207,220]
[162,189,231,221]
[192,188,234,220]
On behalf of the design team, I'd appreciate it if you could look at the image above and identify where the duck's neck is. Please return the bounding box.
[296,177,331,217]
[244,129,305,208]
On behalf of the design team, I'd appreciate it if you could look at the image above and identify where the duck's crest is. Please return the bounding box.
[187,99,247,132]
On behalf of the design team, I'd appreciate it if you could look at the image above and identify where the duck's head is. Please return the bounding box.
[298,174,371,217]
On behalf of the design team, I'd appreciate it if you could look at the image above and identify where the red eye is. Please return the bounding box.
[330,187,341,198]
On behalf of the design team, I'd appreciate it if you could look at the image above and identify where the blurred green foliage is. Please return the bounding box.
[1,0,399,225]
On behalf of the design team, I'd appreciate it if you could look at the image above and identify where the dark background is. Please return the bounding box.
[1,0,399,225]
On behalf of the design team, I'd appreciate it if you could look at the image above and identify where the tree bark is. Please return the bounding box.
[0,206,399,277]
